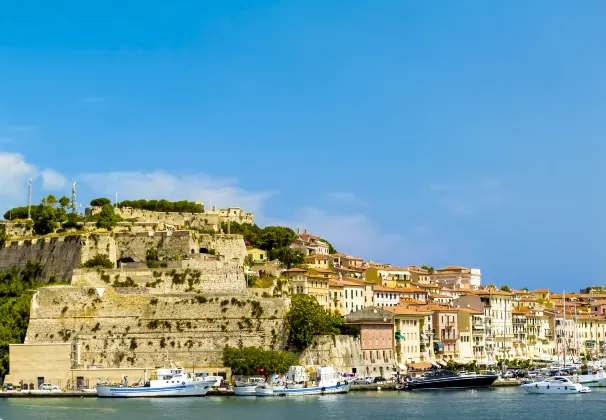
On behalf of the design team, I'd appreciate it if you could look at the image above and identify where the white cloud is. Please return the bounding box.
[41,169,68,191]
[0,152,38,207]
[264,207,443,264]
[79,170,273,214]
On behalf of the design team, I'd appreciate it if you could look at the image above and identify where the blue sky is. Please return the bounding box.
[0,1,604,290]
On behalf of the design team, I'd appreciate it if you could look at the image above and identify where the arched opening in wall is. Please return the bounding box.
[117,257,135,268]
[191,249,196,254]
[200,247,209,254]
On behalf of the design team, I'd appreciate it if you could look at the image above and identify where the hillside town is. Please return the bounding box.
[247,227,606,376]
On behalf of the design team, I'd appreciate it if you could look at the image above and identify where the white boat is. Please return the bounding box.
[233,377,266,396]
[572,369,606,387]
[521,376,590,394]
[255,366,350,396]
[96,363,215,397]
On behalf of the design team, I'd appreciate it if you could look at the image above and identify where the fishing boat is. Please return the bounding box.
[521,376,590,394]
[96,362,216,397]
[404,370,498,390]
[255,366,351,396]
[233,377,266,396]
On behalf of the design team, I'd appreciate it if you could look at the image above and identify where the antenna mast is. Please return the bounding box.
[71,181,77,214]
[27,178,32,219]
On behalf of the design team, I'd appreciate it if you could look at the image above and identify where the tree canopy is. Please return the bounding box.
[0,262,44,377]
[96,204,119,230]
[116,199,203,213]
[222,346,299,376]
[269,247,304,269]
[90,198,111,207]
[320,238,337,254]
[500,285,511,292]
[421,265,435,274]
[257,226,296,252]
[285,294,359,351]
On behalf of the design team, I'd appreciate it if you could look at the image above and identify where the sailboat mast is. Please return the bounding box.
[563,290,566,367]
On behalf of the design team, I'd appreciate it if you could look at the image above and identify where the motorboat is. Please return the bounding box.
[573,370,606,387]
[233,377,266,396]
[521,376,590,394]
[255,366,350,396]
[404,370,499,390]
[96,362,215,397]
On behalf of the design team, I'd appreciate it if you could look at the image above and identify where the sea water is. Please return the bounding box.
[1,387,604,420]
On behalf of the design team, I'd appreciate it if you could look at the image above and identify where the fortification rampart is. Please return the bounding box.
[71,260,246,294]
[25,286,289,369]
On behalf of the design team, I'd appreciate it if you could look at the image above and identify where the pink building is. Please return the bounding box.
[429,305,459,361]
[592,300,606,315]
[346,307,395,377]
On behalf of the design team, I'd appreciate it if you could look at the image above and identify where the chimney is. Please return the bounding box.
[304,228,307,234]
[297,226,300,234]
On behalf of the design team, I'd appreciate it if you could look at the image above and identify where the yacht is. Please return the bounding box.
[233,377,266,396]
[521,376,590,394]
[255,366,350,396]
[404,370,499,390]
[96,362,216,397]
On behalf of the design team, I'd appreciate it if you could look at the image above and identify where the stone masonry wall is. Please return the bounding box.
[114,208,221,230]
[114,231,192,262]
[71,260,246,294]
[0,236,83,282]
[25,286,289,369]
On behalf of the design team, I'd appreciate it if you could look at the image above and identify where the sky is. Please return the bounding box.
[0,1,604,290]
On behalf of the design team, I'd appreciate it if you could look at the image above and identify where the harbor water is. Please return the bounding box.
[1,387,605,419]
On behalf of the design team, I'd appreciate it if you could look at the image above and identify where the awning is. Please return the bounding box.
[395,333,405,339]
[406,362,433,370]
[585,340,596,345]
[421,333,429,340]
[436,360,447,366]
[433,341,444,351]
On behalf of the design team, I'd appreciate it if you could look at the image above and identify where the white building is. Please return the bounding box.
[432,266,481,290]
[373,286,404,307]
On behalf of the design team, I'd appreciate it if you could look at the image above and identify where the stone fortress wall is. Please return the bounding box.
[1,205,297,384]
[23,286,288,371]
[0,230,247,283]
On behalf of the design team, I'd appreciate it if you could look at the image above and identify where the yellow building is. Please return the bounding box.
[283,268,329,308]
[303,254,331,270]
[246,248,267,264]
[383,306,433,364]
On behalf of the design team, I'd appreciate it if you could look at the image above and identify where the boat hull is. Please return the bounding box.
[233,385,258,396]
[405,375,498,390]
[522,383,588,394]
[96,381,214,398]
[256,382,350,396]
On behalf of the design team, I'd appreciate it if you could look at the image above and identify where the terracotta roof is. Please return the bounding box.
[396,287,427,293]
[436,265,467,271]
[531,288,549,293]
[474,290,513,297]
[454,307,483,315]
[374,285,405,293]
[284,268,307,273]
[408,266,430,274]
[381,306,432,316]
[399,298,427,305]
[407,361,433,370]
[328,280,344,288]
[309,268,334,274]
[342,255,364,261]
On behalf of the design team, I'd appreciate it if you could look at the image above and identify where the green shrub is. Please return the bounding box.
[82,255,114,269]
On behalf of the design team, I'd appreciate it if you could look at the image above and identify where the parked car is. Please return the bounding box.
[352,377,368,385]
[39,383,61,391]
[4,383,13,391]
[373,376,387,384]
[501,371,514,379]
